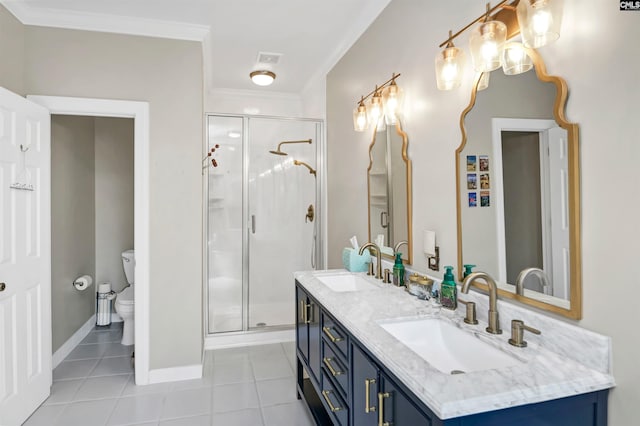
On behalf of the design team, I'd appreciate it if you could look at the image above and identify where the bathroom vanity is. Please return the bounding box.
[294,270,614,425]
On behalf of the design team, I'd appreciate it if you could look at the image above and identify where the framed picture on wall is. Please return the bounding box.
[468,192,477,207]
[479,155,489,171]
[480,191,490,207]
[480,173,490,189]
[467,155,477,171]
[467,173,477,190]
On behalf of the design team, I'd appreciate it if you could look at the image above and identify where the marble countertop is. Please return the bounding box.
[295,269,615,419]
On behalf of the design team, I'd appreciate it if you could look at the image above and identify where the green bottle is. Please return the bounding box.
[440,266,457,310]
[463,264,476,278]
[392,253,405,287]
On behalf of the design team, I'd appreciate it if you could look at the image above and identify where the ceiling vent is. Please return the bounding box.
[256,52,283,65]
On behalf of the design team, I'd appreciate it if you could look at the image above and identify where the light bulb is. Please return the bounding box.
[435,44,465,90]
[369,93,383,128]
[532,10,552,35]
[517,0,564,48]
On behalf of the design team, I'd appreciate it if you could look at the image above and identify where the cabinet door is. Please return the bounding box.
[308,300,321,382]
[380,374,432,426]
[296,286,309,363]
[352,344,379,426]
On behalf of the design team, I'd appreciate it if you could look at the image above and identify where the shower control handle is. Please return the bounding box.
[380,212,388,229]
[251,215,256,234]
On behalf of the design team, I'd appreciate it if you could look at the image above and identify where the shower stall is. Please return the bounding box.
[205,114,323,335]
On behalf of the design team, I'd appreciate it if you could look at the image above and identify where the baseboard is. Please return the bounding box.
[204,328,295,350]
[52,314,96,368]
[147,364,203,384]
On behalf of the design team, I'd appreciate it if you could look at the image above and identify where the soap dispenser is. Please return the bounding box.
[463,264,476,278]
[440,266,457,310]
[392,253,405,287]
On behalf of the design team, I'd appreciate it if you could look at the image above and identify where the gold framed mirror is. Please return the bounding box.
[455,46,581,319]
[368,120,413,264]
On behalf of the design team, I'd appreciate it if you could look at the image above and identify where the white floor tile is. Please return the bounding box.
[212,408,264,426]
[91,355,134,377]
[106,394,165,426]
[158,414,211,426]
[212,382,259,413]
[249,343,286,360]
[261,401,314,426]
[24,404,66,426]
[256,377,298,407]
[212,358,254,385]
[251,355,294,381]
[168,375,213,392]
[74,374,130,401]
[66,343,109,360]
[44,379,84,405]
[212,347,251,365]
[161,387,212,420]
[55,398,118,426]
[121,375,171,397]
[53,359,99,381]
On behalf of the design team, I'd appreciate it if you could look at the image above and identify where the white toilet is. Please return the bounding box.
[115,249,135,346]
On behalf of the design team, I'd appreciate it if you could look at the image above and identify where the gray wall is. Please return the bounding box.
[326,0,640,424]
[23,26,204,369]
[95,118,134,294]
[0,5,24,94]
[51,115,96,352]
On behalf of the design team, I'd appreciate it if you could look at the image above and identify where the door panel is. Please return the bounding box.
[0,87,51,425]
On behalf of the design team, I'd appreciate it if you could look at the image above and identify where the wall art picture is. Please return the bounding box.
[480,173,490,189]
[466,155,477,171]
[467,173,477,190]
[480,191,490,207]
[468,192,477,207]
[479,155,489,171]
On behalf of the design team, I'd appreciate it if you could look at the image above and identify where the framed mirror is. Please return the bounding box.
[456,46,581,319]
[368,120,413,264]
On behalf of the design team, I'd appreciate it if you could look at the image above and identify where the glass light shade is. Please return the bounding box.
[469,20,507,72]
[368,92,383,129]
[435,45,465,90]
[382,82,404,124]
[249,70,276,86]
[476,72,490,91]
[501,43,533,75]
[517,0,564,48]
[352,102,368,132]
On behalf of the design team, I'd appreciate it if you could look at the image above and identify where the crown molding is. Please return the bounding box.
[210,87,302,101]
[0,0,209,41]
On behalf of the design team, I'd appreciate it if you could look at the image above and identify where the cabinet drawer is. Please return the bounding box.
[322,340,349,399]
[322,312,349,359]
[321,369,349,426]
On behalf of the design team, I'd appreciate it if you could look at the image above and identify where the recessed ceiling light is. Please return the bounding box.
[250,70,276,86]
[227,131,241,138]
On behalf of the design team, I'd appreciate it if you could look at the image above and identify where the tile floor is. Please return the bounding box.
[24,323,314,426]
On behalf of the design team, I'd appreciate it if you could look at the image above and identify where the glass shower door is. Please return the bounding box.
[207,116,244,333]
[247,118,319,329]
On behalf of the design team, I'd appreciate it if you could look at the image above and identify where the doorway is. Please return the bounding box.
[27,95,152,385]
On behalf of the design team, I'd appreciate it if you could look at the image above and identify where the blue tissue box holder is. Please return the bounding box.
[342,248,371,272]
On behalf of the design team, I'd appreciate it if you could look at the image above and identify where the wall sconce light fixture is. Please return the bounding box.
[435,0,564,90]
[352,73,403,132]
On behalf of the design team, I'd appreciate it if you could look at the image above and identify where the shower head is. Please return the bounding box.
[268,139,312,156]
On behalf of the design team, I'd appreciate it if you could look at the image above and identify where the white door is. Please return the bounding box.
[0,87,51,425]
[546,126,570,299]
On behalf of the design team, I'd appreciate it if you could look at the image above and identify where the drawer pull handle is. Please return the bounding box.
[321,389,343,412]
[322,326,343,343]
[323,357,343,376]
[365,378,376,413]
[300,300,311,324]
[378,392,391,426]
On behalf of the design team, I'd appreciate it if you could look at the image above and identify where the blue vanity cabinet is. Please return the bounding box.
[296,285,321,384]
[352,343,433,426]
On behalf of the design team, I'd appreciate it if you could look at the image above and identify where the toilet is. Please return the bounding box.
[115,249,135,346]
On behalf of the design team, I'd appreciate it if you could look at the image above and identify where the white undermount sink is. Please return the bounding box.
[314,272,379,292]
[378,317,523,374]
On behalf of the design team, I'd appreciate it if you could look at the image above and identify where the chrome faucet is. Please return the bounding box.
[515,268,550,296]
[359,242,382,280]
[461,272,502,334]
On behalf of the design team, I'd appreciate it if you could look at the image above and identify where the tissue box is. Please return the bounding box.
[342,248,371,272]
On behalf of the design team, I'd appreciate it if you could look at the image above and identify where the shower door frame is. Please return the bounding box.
[203,113,324,337]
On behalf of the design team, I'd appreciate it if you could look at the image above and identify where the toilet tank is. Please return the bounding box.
[122,249,135,285]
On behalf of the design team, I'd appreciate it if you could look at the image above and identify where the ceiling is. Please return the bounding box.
[4,0,392,94]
